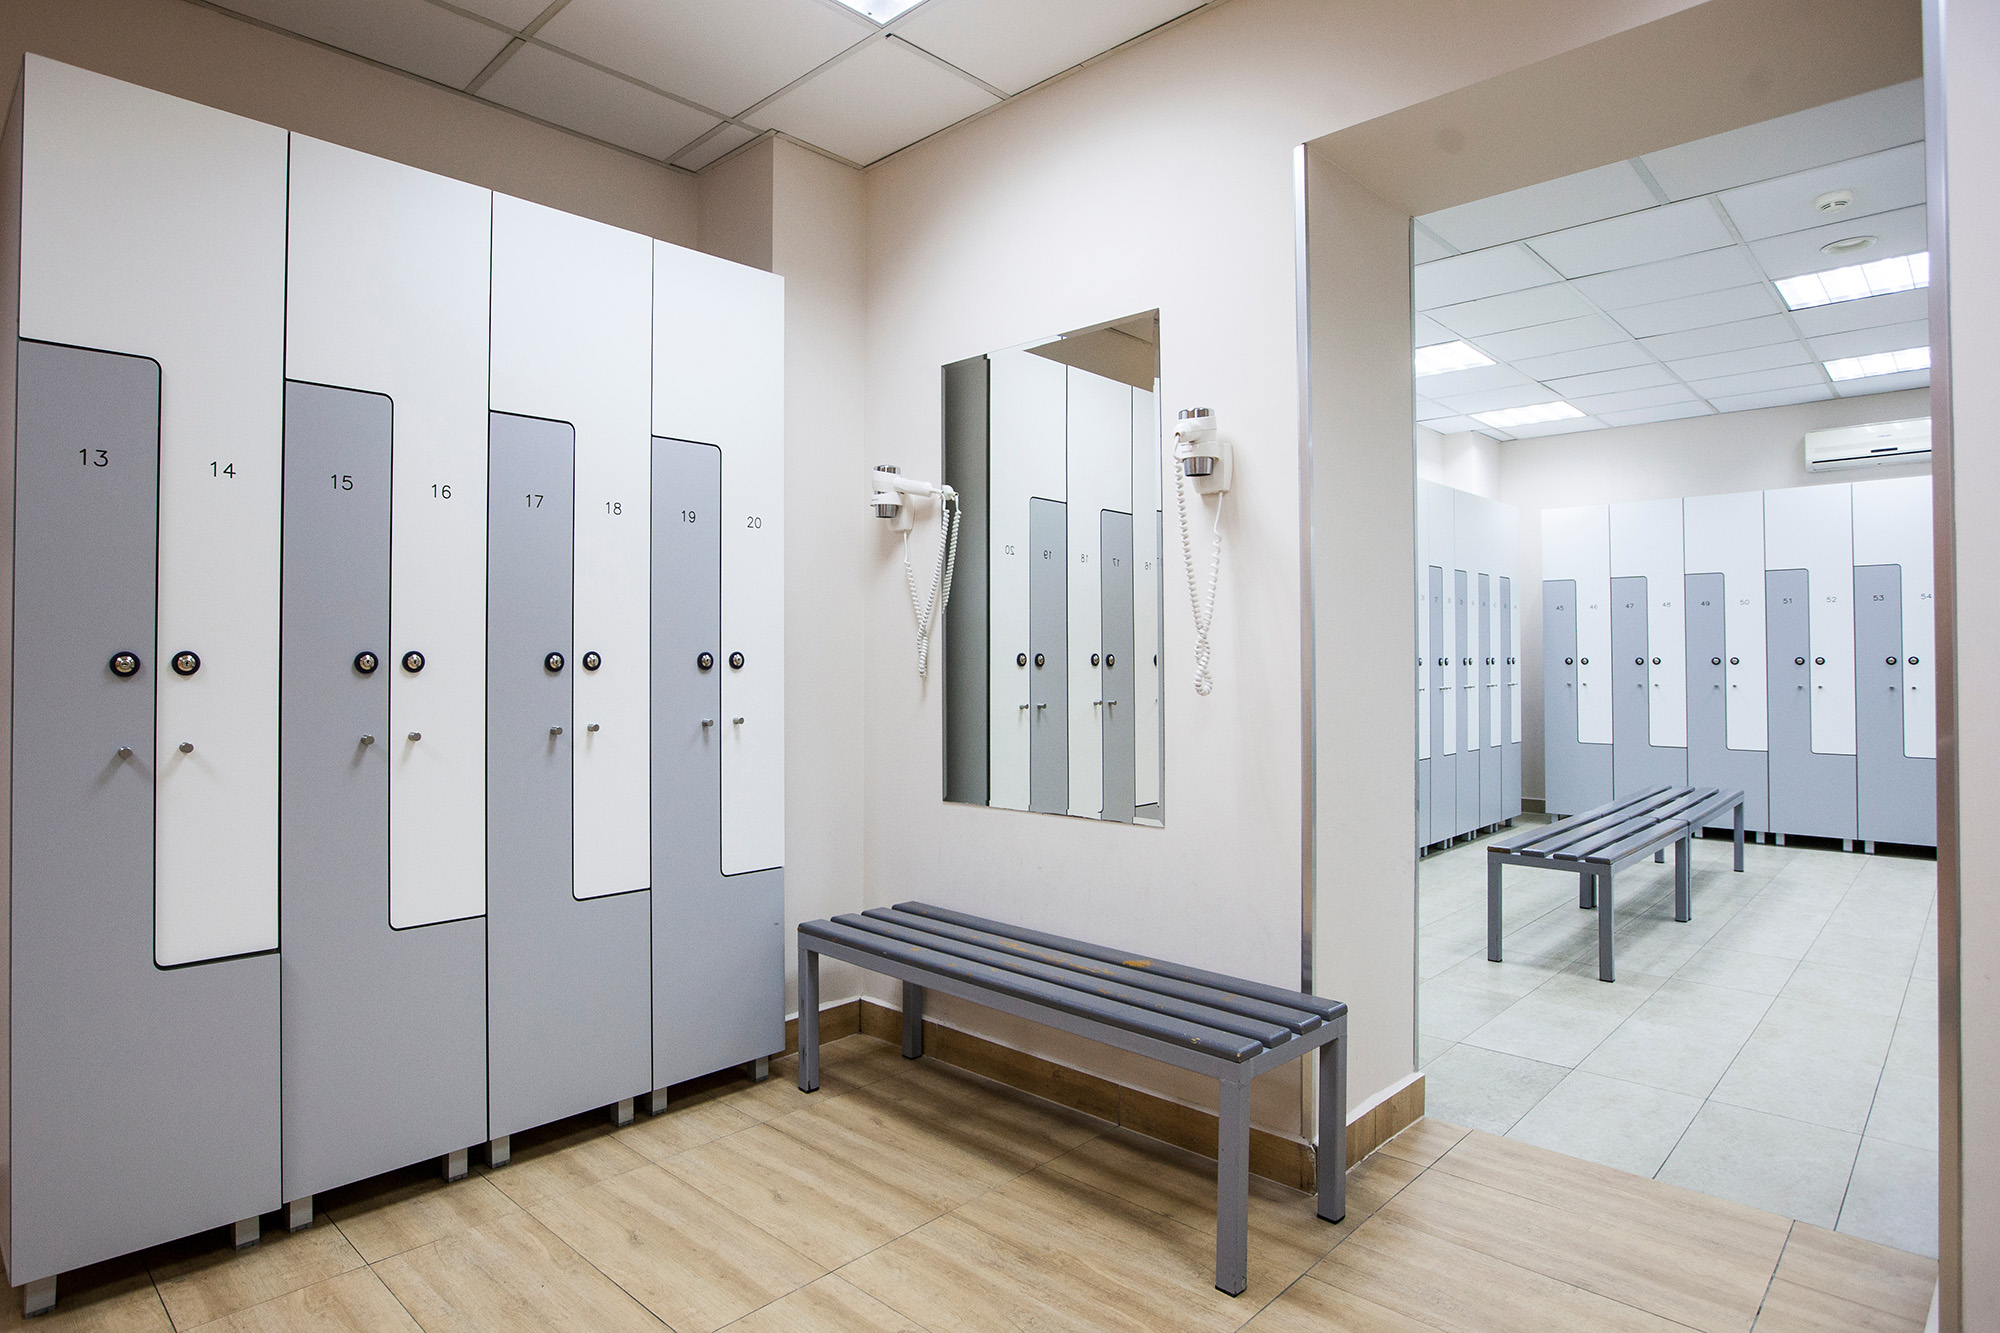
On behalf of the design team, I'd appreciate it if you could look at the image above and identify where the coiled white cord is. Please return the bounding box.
[1174,460,1223,695]
[905,489,960,677]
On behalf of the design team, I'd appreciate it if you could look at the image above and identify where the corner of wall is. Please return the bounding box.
[696,135,775,273]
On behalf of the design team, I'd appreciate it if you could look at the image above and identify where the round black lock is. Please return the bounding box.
[544,651,565,673]
[697,651,714,672]
[1652,657,1661,666]
[354,651,379,675]
[1815,657,1826,666]
[1711,657,1722,666]
[1106,653,1116,668]
[1017,652,1028,667]
[172,651,201,677]
[1580,658,1590,666]
[1634,657,1644,666]
[1731,657,1740,666]
[582,651,602,672]
[1908,656,1919,665]
[402,650,426,674]
[109,651,142,678]
[1565,657,1574,666]
[1887,656,1899,666]
[1035,653,1046,668]
[729,651,745,670]
[1795,657,1806,666]
[1090,653,1100,667]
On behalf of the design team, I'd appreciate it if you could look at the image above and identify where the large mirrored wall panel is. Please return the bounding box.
[1132,393,1163,818]
[941,357,990,808]
[279,382,485,1203]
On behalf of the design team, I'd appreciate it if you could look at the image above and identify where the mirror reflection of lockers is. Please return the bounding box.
[942,311,1165,825]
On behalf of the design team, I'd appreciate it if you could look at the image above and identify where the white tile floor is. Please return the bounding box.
[1419,821,1939,1257]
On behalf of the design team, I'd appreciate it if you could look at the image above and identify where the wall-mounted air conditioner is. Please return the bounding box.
[1804,417,1931,472]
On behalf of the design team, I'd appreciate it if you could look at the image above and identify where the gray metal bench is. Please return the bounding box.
[1487,785,1746,981]
[796,902,1347,1297]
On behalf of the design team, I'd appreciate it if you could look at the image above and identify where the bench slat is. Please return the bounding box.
[894,902,1346,1022]
[861,909,1323,1034]
[801,919,1267,1061]
[1549,789,1719,863]
[1490,784,1671,853]
[1519,787,1691,858]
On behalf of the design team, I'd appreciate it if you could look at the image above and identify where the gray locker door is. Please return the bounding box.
[11,340,279,1284]
[1028,497,1068,815]
[280,382,485,1202]
[1426,565,1451,845]
[1855,564,1936,846]
[1684,573,1769,834]
[652,437,783,1089]
[1453,569,1477,834]
[1099,510,1136,824]
[1767,569,1857,841]
[1611,576,1687,794]
[487,412,650,1138]
[1478,572,1500,826]
[1541,580,1612,816]
[1500,575,1521,818]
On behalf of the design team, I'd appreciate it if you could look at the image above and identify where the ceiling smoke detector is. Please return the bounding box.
[1821,234,1879,256]
[1815,189,1855,213]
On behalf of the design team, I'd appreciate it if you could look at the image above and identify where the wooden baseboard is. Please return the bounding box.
[781,998,1422,1192]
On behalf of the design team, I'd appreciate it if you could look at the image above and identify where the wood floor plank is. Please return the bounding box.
[723,1274,925,1333]
[1770,1222,1937,1323]
[617,1098,761,1166]
[1240,1274,1440,1332]
[148,1221,366,1329]
[324,1170,521,1265]
[192,1267,421,1333]
[856,1060,1102,1173]
[1751,1277,1926,1333]
[476,1117,651,1210]
[371,1210,667,1333]
[1374,1118,1470,1169]
[676,1036,910,1126]
[0,1256,170,1333]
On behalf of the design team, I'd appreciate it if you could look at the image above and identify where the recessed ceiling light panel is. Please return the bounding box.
[828,0,924,21]
[1774,252,1928,310]
[1472,401,1585,429]
[1824,345,1930,381]
[1414,340,1495,376]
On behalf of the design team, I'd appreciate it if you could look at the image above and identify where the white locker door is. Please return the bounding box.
[1416,483,1432,763]
[1432,483,1458,757]
[1765,485,1856,756]
[1131,386,1162,809]
[1684,491,1769,750]
[1610,498,1688,748]
[20,58,289,963]
[1853,476,1935,758]
[987,349,1065,811]
[653,242,785,874]
[1542,506,1612,744]
[491,195,652,899]
[1066,367,1131,819]
[286,135,492,928]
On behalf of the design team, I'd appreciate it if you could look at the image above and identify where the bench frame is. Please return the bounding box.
[797,922,1346,1297]
[1487,785,1746,982]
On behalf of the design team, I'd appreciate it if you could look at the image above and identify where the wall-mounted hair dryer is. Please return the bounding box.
[873,465,960,678]
[1173,409,1231,696]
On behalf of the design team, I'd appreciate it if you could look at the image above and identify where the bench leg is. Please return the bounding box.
[1318,1029,1348,1226]
[1486,857,1503,962]
[1734,802,1746,872]
[1674,836,1692,923]
[1579,870,1596,911]
[798,939,822,1093]
[1653,847,1665,863]
[1598,872,1616,982]
[1216,1074,1251,1297]
[902,981,926,1058]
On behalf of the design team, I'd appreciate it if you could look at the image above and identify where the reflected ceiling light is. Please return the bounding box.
[1774,252,1928,310]
[1414,340,1495,376]
[1472,401,1585,429]
[829,0,924,19]
[1824,346,1930,381]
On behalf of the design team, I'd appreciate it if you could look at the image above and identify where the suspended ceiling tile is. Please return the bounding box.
[1613,283,1779,339]
[749,37,999,165]
[1412,243,1561,310]
[1417,415,1493,434]
[672,123,762,171]
[1428,284,1595,339]
[1686,362,1825,399]
[1807,319,1930,362]
[1436,384,1567,415]
[1506,416,1602,439]
[1749,204,1928,281]
[537,0,871,117]
[1420,161,1657,253]
[1412,313,1455,344]
[1478,314,1626,362]
[1412,228,1455,264]
[1525,197,1734,278]
[1569,384,1699,415]
[1834,369,1930,396]
[1641,80,1923,201]
[482,42,718,159]
[1412,361,1533,399]
[894,0,1198,96]
[450,0,550,28]
[1717,142,1926,242]
[1666,341,1811,383]
[1597,402,1715,428]
[209,0,510,86]
[1639,313,1796,362]
[1572,246,1761,311]
[1709,384,1835,412]
[1787,289,1930,339]
[1513,340,1653,381]
[1545,363,1679,400]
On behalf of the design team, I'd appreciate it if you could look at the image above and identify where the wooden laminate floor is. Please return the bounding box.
[5,1033,1937,1332]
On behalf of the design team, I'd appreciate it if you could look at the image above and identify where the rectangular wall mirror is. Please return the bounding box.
[941,311,1165,825]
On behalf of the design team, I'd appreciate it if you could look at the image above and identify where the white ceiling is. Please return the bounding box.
[204,0,1215,169]
[1413,80,1930,440]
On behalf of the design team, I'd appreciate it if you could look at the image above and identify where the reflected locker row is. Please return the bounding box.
[0,57,784,1306]
[1542,477,1933,848]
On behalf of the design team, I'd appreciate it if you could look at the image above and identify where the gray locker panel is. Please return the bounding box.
[1453,569,1477,834]
[1610,576,1686,795]
[1684,573,1769,834]
[1500,576,1521,819]
[1099,510,1136,824]
[1028,497,1067,815]
[1766,569,1857,841]
[1855,564,1936,846]
[487,412,650,1138]
[279,382,485,1202]
[651,437,783,1087]
[11,340,279,1283]
[1426,565,1451,845]
[1415,756,1429,851]
[1478,572,1500,826]
[1541,580,1611,816]
[941,356,988,806]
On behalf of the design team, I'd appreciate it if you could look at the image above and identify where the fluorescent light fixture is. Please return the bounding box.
[1414,340,1495,376]
[828,0,924,19]
[1824,346,1931,382]
[1774,252,1929,310]
[1472,401,1585,429]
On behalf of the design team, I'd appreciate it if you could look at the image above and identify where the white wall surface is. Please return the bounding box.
[1416,426,1501,499]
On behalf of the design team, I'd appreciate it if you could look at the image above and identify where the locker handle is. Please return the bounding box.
[360,735,374,746]
[116,746,132,760]
[732,716,745,724]
[408,732,422,742]
[550,726,564,736]
[702,719,714,728]
[177,742,193,754]
[587,723,601,732]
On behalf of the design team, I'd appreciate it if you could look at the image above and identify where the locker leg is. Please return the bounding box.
[1597,875,1616,983]
[1486,858,1504,963]
[1674,838,1692,923]
[286,1196,313,1233]
[646,1089,670,1116]
[743,1058,769,1084]
[1865,840,1876,855]
[903,981,927,1058]
[22,1277,54,1318]
[233,1216,260,1250]
[488,1135,511,1169]
[610,1098,635,1127]
[1843,839,1853,853]
[1776,834,1785,847]
[443,1149,469,1182]
[1756,830,1765,844]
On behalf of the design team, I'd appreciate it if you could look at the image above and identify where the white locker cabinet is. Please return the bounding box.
[1684,491,1770,834]
[5,56,283,1294]
[653,243,784,875]
[1852,476,1937,845]
[986,349,1064,812]
[1132,387,1163,816]
[285,134,492,929]
[1540,505,1614,815]
[1065,366,1130,819]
